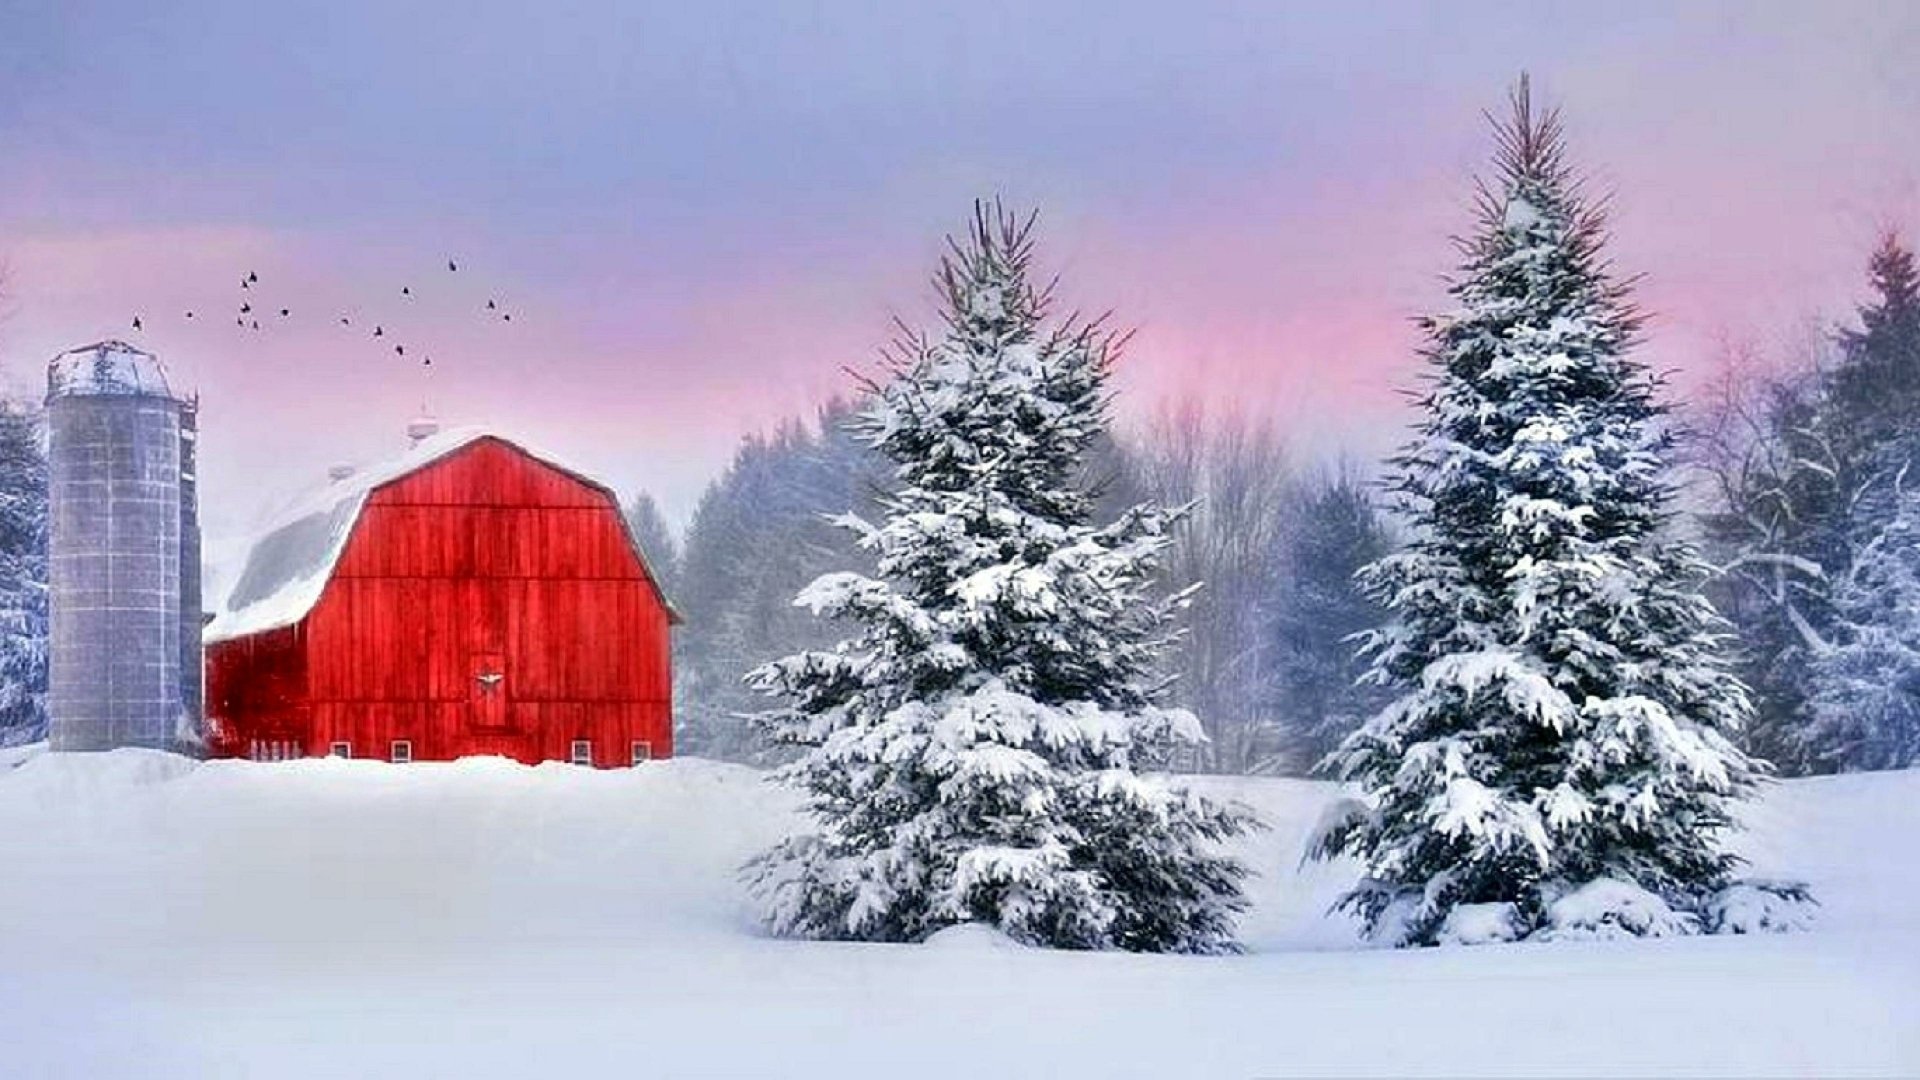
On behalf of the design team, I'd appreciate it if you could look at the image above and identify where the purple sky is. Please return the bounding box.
[0,2,1914,539]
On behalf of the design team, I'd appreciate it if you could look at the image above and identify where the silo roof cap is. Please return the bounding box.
[48,340,177,400]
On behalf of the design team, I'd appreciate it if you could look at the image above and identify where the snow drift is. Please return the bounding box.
[0,748,1914,1077]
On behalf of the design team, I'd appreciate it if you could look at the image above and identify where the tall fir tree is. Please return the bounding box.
[1827,233,1920,457]
[1707,233,1920,773]
[1792,233,1920,770]
[746,203,1252,953]
[0,396,48,746]
[1312,81,1792,945]
[1269,468,1393,775]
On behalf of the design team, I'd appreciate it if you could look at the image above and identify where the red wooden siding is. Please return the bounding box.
[206,436,673,766]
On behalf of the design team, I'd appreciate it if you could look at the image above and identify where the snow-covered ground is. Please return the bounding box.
[0,746,1913,1078]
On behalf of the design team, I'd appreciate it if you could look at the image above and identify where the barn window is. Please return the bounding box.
[570,739,593,766]
[390,740,413,764]
[329,741,351,759]
[630,741,652,765]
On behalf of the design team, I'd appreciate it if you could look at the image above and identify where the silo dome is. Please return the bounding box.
[48,340,176,399]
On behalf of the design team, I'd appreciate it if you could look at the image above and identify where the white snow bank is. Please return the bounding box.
[0,756,1914,1078]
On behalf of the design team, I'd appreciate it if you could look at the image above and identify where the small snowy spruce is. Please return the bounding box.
[622,490,681,597]
[1310,80,1798,946]
[745,203,1254,953]
[0,396,48,746]
[1801,467,1920,771]
[1271,469,1394,774]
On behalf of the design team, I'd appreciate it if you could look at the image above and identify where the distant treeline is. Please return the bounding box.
[628,232,1920,779]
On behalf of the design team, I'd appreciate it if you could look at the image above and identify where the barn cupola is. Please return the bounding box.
[406,414,441,445]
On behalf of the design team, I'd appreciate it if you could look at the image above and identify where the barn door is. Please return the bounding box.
[470,651,509,730]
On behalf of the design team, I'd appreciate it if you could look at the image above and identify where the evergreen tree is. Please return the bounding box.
[1269,468,1392,775]
[0,397,48,746]
[1312,81,1792,946]
[1708,234,1920,773]
[1791,235,1920,770]
[622,490,681,597]
[1801,472,1920,770]
[1827,234,1920,457]
[746,203,1253,952]
[675,401,881,761]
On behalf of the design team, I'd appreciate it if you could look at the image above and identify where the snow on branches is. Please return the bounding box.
[1311,78,1807,946]
[745,202,1254,953]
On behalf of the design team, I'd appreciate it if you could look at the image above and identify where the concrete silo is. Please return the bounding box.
[45,341,202,753]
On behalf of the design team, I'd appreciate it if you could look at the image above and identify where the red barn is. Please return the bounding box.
[205,428,677,766]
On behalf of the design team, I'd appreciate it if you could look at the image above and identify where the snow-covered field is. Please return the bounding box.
[0,746,1913,1078]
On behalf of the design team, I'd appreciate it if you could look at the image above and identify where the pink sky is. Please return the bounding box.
[0,3,1913,540]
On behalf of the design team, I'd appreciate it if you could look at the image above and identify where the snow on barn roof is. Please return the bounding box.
[205,427,678,643]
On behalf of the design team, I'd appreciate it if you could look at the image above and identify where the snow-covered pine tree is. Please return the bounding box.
[1311,80,1798,946]
[1706,234,1920,773]
[1826,233,1920,460]
[746,202,1253,953]
[1791,235,1920,771]
[1801,468,1920,771]
[0,396,48,746]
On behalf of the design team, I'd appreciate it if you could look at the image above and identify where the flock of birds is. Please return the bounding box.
[128,258,516,373]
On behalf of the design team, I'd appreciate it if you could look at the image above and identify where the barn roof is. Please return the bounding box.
[205,427,680,644]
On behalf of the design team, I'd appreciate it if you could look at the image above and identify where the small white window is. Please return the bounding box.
[329,741,351,759]
[570,739,593,766]
[390,740,413,764]
[630,741,653,765]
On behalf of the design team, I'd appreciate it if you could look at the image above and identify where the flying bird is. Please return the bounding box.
[486,299,496,310]
[240,302,252,314]
[447,260,457,272]
[279,308,290,317]
[373,326,384,338]
[502,313,512,322]
[340,316,351,326]
[395,345,405,356]
[131,316,142,330]
[184,311,194,319]
[402,286,412,298]
[250,320,260,330]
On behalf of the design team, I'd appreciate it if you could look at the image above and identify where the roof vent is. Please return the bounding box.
[406,415,441,445]
[327,463,356,482]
